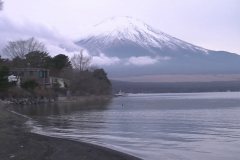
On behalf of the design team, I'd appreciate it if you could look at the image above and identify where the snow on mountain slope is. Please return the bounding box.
[76,16,208,54]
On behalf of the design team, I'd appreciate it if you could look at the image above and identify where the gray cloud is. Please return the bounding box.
[0,15,78,58]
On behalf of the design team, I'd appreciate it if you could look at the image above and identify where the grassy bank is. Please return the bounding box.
[0,102,141,160]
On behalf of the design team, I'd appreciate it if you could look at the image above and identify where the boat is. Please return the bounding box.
[114,90,128,97]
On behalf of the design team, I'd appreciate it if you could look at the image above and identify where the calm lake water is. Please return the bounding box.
[12,92,240,160]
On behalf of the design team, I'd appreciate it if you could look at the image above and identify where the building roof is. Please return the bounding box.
[10,68,50,72]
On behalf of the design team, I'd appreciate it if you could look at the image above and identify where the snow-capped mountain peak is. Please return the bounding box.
[76,16,208,55]
[86,16,170,43]
[94,16,146,29]
[94,16,158,35]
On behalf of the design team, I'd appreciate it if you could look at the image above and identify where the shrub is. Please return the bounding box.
[8,86,30,99]
[21,80,38,89]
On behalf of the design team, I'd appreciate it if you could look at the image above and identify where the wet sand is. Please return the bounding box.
[0,103,141,160]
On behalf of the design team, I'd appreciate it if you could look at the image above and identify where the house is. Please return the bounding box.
[10,68,50,86]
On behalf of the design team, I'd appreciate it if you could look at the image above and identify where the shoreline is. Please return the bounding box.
[0,101,142,160]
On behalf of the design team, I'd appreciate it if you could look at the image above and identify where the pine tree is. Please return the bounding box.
[0,65,10,96]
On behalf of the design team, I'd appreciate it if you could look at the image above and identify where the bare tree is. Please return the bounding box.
[2,37,47,59]
[0,0,3,11]
[71,50,92,71]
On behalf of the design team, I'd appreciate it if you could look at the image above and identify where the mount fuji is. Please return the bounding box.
[74,16,240,79]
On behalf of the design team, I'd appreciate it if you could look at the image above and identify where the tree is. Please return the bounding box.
[60,68,112,95]
[0,55,3,64]
[10,56,25,68]
[25,51,52,68]
[52,54,71,70]
[71,50,92,71]
[2,37,47,59]
[0,55,10,67]
[0,0,3,11]
[93,68,111,85]
[0,65,9,96]
[49,54,71,77]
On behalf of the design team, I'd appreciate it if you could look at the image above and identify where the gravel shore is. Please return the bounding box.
[0,103,141,160]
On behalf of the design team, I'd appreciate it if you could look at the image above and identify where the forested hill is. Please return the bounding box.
[111,80,240,93]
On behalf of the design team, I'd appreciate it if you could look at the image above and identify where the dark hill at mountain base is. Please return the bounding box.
[111,80,240,93]
[111,74,240,83]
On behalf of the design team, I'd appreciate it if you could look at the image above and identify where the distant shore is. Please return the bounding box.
[0,98,141,160]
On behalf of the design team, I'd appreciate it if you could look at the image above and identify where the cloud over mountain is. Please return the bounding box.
[92,53,120,66]
[126,56,158,66]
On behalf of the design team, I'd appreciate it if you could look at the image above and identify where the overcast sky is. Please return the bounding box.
[0,0,240,59]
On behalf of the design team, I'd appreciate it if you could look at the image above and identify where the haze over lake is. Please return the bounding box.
[12,92,240,160]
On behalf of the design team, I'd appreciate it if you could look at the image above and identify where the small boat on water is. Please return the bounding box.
[114,90,128,97]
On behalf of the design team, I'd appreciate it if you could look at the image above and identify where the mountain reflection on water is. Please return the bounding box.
[11,92,240,160]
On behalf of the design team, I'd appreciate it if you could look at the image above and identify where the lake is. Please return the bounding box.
[12,92,240,160]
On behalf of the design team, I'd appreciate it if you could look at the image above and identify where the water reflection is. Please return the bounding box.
[11,98,112,117]
[11,98,112,130]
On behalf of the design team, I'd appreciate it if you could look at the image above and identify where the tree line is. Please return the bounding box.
[0,37,112,97]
